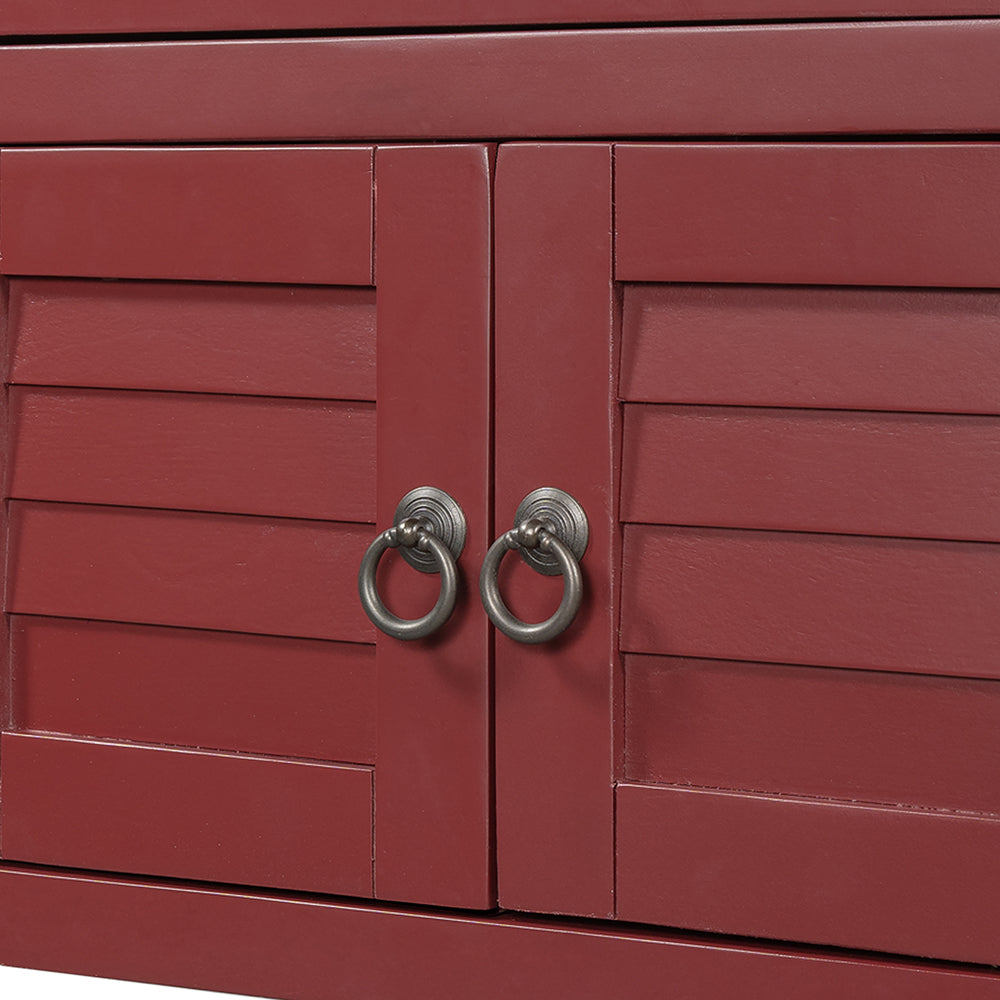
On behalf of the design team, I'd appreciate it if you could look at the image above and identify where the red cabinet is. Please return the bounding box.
[1,12,1000,1000]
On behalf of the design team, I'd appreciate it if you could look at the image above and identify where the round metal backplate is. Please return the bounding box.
[513,487,589,576]
[394,487,467,573]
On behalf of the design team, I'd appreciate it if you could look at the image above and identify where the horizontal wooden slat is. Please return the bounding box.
[11,617,375,764]
[9,279,376,399]
[619,284,1000,413]
[617,783,1000,964]
[0,732,373,896]
[616,144,1000,287]
[622,405,1000,541]
[0,147,373,284]
[10,387,375,522]
[8,502,375,643]
[3,871,999,1000]
[625,654,1000,814]
[3,1,997,34]
[621,525,1000,678]
[1,24,999,143]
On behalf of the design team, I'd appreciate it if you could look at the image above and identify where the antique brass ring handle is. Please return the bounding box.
[479,488,588,645]
[358,487,465,641]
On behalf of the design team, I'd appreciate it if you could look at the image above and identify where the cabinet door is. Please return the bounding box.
[495,142,1000,961]
[0,144,493,910]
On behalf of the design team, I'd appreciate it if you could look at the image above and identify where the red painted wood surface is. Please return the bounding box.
[3,1,998,34]
[621,526,1000,678]
[616,144,1000,287]
[9,278,376,400]
[10,387,375,522]
[494,144,617,918]
[0,147,373,284]
[625,655,1000,815]
[2,23,999,143]
[622,405,1000,541]
[8,502,374,643]
[372,145,493,908]
[3,869,998,1000]
[617,783,1000,965]
[11,616,375,764]
[620,284,1000,414]
[0,733,373,897]
[0,281,9,734]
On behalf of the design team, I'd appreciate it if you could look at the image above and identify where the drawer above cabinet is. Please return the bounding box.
[3,1,1000,34]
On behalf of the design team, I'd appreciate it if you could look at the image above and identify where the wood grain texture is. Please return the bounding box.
[3,1,998,34]
[9,279,376,399]
[0,281,9,732]
[616,144,1000,287]
[3,869,998,1000]
[10,387,375,522]
[0,733,373,896]
[1,23,999,143]
[622,405,1000,541]
[625,654,1000,814]
[8,502,375,643]
[11,616,375,764]
[0,147,373,284]
[494,144,617,918]
[621,525,1000,678]
[619,284,1000,413]
[617,783,1000,965]
[373,144,493,909]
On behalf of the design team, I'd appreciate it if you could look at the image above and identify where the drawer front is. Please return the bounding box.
[1,23,998,143]
[2,1,998,34]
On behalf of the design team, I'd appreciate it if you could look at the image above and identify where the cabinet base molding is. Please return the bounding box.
[0,865,997,999]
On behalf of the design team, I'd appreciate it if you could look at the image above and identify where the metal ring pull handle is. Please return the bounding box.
[480,488,589,645]
[358,487,466,641]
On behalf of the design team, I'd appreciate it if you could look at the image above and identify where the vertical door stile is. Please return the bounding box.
[494,144,618,918]
[373,145,495,909]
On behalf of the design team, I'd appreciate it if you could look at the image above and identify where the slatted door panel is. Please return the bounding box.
[614,144,1000,964]
[0,144,493,909]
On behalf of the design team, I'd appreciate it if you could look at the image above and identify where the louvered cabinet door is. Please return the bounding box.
[495,142,1000,964]
[0,144,493,910]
